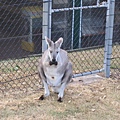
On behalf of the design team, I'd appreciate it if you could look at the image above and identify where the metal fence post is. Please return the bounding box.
[48,0,52,40]
[104,0,115,77]
[79,0,82,48]
[42,0,52,52]
[71,0,75,49]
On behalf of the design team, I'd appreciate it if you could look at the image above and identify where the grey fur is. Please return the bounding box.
[38,37,73,102]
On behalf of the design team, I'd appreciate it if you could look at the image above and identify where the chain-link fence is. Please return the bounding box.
[0,0,119,93]
[0,0,43,92]
[111,0,120,79]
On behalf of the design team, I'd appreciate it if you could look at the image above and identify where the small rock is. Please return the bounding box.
[68,100,71,103]
[91,109,96,112]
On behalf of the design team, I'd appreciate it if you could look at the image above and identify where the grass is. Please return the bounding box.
[0,45,119,92]
[0,78,120,120]
[0,45,119,119]
[69,47,104,73]
[0,45,119,75]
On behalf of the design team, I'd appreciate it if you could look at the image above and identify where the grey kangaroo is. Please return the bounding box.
[38,37,73,102]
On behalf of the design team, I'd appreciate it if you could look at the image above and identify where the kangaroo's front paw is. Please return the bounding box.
[39,95,44,100]
[57,97,63,102]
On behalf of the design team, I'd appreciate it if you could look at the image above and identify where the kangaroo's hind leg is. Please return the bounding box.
[58,62,73,102]
[38,63,50,100]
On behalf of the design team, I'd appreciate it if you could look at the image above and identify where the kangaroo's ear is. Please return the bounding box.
[55,37,63,48]
[45,36,53,47]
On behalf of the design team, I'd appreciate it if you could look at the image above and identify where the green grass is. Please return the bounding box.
[1,45,119,74]
[0,45,119,91]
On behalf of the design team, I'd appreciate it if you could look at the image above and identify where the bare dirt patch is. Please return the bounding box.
[0,77,120,120]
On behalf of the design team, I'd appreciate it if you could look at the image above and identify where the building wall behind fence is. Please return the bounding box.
[0,0,119,92]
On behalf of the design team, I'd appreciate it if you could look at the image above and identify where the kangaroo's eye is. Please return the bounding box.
[56,51,59,54]
[50,50,52,53]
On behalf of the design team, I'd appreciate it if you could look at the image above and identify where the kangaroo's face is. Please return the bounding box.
[45,37,63,65]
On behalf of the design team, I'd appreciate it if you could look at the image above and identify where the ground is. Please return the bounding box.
[0,75,120,120]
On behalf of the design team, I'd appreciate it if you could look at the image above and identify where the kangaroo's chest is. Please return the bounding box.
[44,66,64,86]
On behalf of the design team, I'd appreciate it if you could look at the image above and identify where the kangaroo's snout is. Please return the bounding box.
[49,59,58,66]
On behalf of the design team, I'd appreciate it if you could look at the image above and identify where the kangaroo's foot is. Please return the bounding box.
[57,97,63,102]
[39,95,44,100]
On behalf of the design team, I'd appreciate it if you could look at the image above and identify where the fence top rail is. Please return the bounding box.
[52,4,108,13]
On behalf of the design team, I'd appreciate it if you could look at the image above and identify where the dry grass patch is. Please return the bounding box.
[0,78,120,120]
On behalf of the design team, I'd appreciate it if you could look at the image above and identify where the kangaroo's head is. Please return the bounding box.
[45,36,63,66]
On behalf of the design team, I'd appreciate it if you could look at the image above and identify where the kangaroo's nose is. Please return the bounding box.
[52,59,56,62]
[49,59,58,65]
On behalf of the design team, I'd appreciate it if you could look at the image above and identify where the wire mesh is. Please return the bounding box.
[111,0,120,79]
[51,0,106,74]
[0,0,43,93]
[0,0,119,93]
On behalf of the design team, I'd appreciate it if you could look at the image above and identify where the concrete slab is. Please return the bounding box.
[71,74,105,85]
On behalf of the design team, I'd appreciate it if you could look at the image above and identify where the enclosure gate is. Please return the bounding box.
[42,0,115,78]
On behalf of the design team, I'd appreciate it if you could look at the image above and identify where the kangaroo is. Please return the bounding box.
[38,37,73,102]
